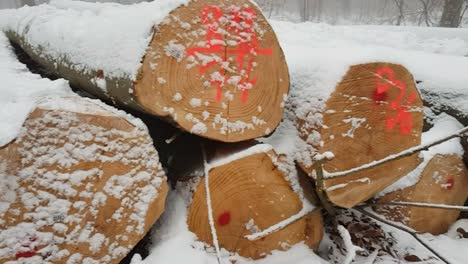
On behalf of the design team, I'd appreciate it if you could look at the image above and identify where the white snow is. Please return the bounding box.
[337,225,363,264]
[0,0,190,80]
[0,33,72,146]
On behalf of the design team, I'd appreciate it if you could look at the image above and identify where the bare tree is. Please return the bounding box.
[459,0,468,25]
[440,0,464,27]
[418,0,438,26]
[19,0,35,6]
[393,0,405,25]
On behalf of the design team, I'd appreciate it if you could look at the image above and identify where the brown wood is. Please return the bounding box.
[376,154,468,235]
[297,63,423,208]
[186,146,323,259]
[0,97,168,264]
[5,0,289,143]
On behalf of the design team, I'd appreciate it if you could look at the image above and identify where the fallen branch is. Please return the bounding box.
[365,201,468,212]
[325,126,468,179]
[315,162,337,216]
[244,201,316,241]
[201,144,222,264]
[355,208,451,264]
[338,225,363,264]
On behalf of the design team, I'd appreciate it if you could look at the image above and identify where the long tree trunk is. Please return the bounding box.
[1,0,289,143]
[440,0,464,27]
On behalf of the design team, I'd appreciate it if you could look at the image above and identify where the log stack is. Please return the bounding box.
[1,0,467,262]
[0,97,168,263]
[2,0,289,142]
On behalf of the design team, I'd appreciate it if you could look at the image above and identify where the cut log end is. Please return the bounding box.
[0,97,168,264]
[297,63,424,208]
[135,0,289,142]
[186,149,322,259]
[376,154,468,235]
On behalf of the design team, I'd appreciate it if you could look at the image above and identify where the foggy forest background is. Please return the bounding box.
[0,0,467,28]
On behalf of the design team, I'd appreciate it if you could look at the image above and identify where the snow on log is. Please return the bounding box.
[171,142,323,259]
[376,154,468,235]
[290,63,423,208]
[0,0,289,142]
[0,97,168,263]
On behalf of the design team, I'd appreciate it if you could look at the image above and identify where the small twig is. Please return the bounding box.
[325,126,468,179]
[315,162,337,216]
[355,208,451,264]
[165,131,182,144]
[338,225,363,264]
[201,144,222,264]
[365,201,468,212]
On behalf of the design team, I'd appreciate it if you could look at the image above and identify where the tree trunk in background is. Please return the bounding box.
[19,0,35,6]
[341,0,351,19]
[440,0,464,27]
[394,0,405,25]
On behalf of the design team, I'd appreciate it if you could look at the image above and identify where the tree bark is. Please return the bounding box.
[3,0,289,143]
[440,0,464,27]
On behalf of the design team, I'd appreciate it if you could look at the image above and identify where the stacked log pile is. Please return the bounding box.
[1,0,467,263]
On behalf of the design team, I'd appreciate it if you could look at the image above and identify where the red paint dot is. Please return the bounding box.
[16,251,36,259]
[217,211,231,226]
[372,89,387,104]
[445,178,455,190]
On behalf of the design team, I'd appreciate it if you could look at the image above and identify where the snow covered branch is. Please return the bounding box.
[325,126,468,179]
[338,225,363,264]
[355,208,450,264]
[244,202,316,241]
[201,144,222,264]
[368,201,468,212]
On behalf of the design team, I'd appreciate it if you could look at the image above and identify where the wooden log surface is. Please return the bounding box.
[376,154,468,235]
[2,0,289,143]
[169,141,323,259]
[295,63,424,208]
[0,97,168,264]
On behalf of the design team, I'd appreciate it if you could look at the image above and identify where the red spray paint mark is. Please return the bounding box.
[15,237,39,260]
[372,88,387,103]
[186,6,272,103]
[444,178,455,190]
[375,67,417,135]
[217,211,231,226]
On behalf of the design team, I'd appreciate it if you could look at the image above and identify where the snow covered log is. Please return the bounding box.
[0,97,168,264]
[376,154,468,235]
[1,0,289,143]
[177,143,323,259]
[294,63,424,208]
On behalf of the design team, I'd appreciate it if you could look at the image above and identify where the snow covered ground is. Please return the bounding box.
[0,4,467,263]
